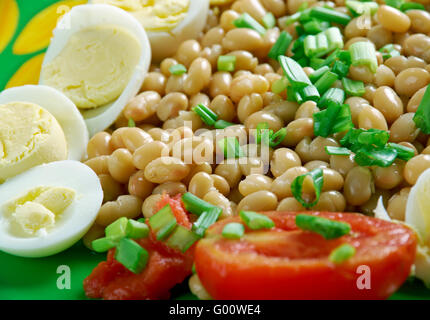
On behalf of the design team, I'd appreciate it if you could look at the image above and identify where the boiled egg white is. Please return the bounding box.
[90,0,210,62]
[39,4,151,137]
[0,85,88,162]
[405,167,430,286]
[0,160,103,258]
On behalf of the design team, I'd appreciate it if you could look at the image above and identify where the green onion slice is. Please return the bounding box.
[166,225,200,253]
[219,137,244,159]
[239,211,275,230]
[325,146,351,156]
[105,217,128,238]
[115,238,149,274]
[342,77,365,96]
[217,55,236,72]
[279,55,312,89]
[387,143,415,161]
[269,128,287,148]
[318,87,345,109]
[214,119,235,129]
[310,7,351,25]
[128,118,136,127]
[413,84,430,134]
[262,12,276,29]
[92,236,122,253]
[233,13,266,35]
[126,219,150,239]
[148,204,177,241]
[169,64,187,75]
[349,41,378,73]
[192,207,222,238]
[309,66,330,83]
[329,243,356,264]
[268,31,293,60]
[313,103,353,137]
[314,70,338,95]
[295,214,351,239]
[291,168,324,209]
[222,223,245,239]
[182,192,217,216]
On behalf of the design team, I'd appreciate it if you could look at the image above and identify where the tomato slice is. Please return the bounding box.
[195,211,417,300]
[84,194,194,300]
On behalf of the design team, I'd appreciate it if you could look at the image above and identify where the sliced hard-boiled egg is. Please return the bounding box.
[0,85,88,182]
[91,0,210,62]
[39,4,151,137]
[405,167,430,286]
[0,160,103,257]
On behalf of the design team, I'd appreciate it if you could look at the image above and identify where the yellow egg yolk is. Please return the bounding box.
[4,186,75,237]
[41,24,142,109]
[92,0,190,31]
[0,102,68,182]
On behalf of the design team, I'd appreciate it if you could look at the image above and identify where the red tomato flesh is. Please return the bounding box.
[195,211,417,300]
[84,194,194,300]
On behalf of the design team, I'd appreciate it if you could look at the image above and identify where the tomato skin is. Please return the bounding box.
[195,211,417,300]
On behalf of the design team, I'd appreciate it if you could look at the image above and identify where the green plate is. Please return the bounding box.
[0,243,429,300]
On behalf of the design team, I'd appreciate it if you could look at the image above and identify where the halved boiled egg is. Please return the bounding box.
[405,168,430,286]
[39,4,151,137]
[91,0,210,62]
[0,85,88,182]
[0,160,103,258]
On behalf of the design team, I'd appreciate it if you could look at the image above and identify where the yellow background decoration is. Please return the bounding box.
[0,0,19,53]
[6,53,45,89]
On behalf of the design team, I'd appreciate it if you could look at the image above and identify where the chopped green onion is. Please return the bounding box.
[354,146,398,167]
[278,55,312,89]
[332,60,350,77]
[271,76,289,94]
[329,243,356,264]
[295,214,351,239]
[169,64,187,75]
[303,19,325,34]
[214,119,235,129]
[387,143,415,161]
[314,103,353,137]
[192,104,218,126]
[379,44,400,60]
[192,207,222,238]
[105,217,128,238]
[148,204,177,241]
[304,33,329,57]
[346,0,378,15]
[255,122,271,144]
[126,219,150,239]
[128,118,136,127]
[309,66,330,83]
[233,13,266,35]
[115,238,149,274]
[325,146,351,155]
[291,168,324,208]
[341,128,389,151]
[269,128,287,148]
[166,225,200,253]
[182,192,217,216]
[219,137,244,159]
[413,84,430,134]
[318,87,345,109]
[239,211,275,230]
[320,48,341,67]
[310,57,325,69]
[314,71,338,94]
[299,84,320,102]
[222,223,245,239]
[400,2,425,11]
[349,41,378,73]
[310,7,352,25]
[217,55,236,72]
[342,77,365,96]
[268,31,293,60]
[337,50,351,64]
[325,27,344,51]
[385,0,404,9]
[262,12,276,29]
[92,236,121,253]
